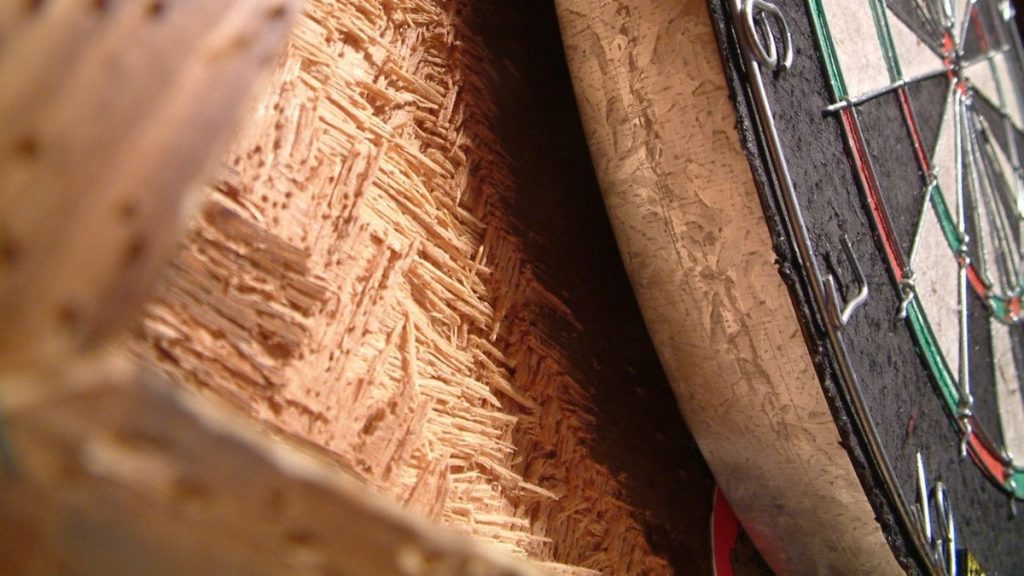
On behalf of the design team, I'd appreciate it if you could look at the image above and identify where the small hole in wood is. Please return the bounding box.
[24,0,45,15]
[146,0,164,18]
[121,236,147,267]
[0,234,20,266]
[286,529,316,547]
[174,479,211,506]
[117,201,139,222]
[266,3,287,20]
[360,407,387,436]
[91,0,108,12]
[56,302,83,329]
[13,135,39,159]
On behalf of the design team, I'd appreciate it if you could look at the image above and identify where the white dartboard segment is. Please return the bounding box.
[819,0,893,97]
[965,109,1023,295]
[991,322,1024,459]
[888,6,946,81]
[967,52,1024,132]
[953,0,972,40]
[932,91,962,216]
[913,202,964,380]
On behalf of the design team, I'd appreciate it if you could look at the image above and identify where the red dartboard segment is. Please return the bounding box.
[711,487,739,576]
[967,427,1011,485]
[841,107,907,279]
[972,5,991,53]
[968,266,990,300]
[898,86,933,175]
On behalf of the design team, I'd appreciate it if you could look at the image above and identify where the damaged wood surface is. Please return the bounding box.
[134,1,714,574]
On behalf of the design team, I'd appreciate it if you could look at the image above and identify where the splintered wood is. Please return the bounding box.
[136,1,673,574]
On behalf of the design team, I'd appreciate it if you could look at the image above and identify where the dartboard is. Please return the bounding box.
[557,0,1024,573]
[814,0,1024,493]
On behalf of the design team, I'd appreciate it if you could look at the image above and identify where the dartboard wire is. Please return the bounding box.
[906,185,938,294]
[959,223,973,439]
[957,1,980,53]
[814,0,1024,498]
[955,89,985,444]
[955,88,969,237]
[970,105,1023,222]
[908,0,951,44]
[964,103,1023,293]
[826,69,950,113]
[962,102,1014,293]
[902,80,951,273]
[873,0,905,80]
[963,130,1001,294]
[845,107,909,273]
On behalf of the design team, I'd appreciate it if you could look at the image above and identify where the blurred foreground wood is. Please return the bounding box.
[0,354,539,576]
[0,0,298,371]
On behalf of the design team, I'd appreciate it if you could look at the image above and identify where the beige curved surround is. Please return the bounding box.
[556,0,903,573]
